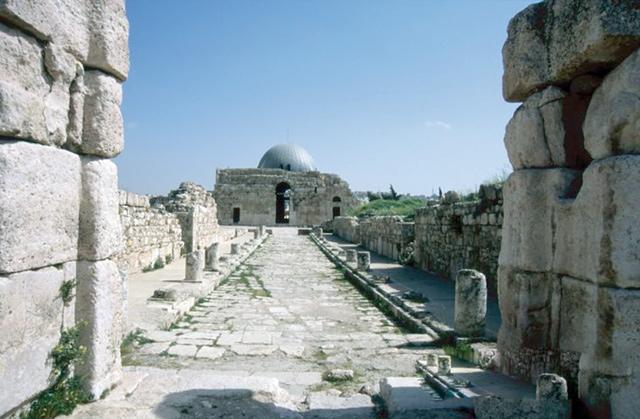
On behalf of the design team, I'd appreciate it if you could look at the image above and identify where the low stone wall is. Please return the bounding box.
[414,187,502,294]
[117,191,183,274]
[333,216,360,243]
[359,216,415,261]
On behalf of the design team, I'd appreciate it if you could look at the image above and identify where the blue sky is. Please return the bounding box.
[118,0,531,196]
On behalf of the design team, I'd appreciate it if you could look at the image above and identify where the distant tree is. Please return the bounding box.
[438,187,443,200]
[389,184,399,200]
[367,191,381,201]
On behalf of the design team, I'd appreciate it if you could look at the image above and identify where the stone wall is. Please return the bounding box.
[117,191,183,274]
[333,216,360,243]
[214,168,355,226]
[332,216,415,262]
[359,217,415,261]
[0,0,128,414]
[414,186,503,294]
[499,1,640,416]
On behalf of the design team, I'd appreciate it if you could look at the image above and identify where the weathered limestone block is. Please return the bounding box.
[80,71,124,157]
[558,277,597,353]
[79,158,122,260]
[205,242,219,271]
[185,250,204,282]
[438,355,452,375]
[0,141,80,273]
[504,87,567,169]
[578,287,640,418]
[346,249,357,263]
[0,22,77,146]
[498,269,558,352]
[503,0,640,101]
[0,0,129,80]
[499,169,578,272]
[0,266,72,414]
[357,251,371,271]
[584,48,640,160]
[454,269,487,337]
[231,243,240,255]
[553,155,640,288]
[75,260,123,399]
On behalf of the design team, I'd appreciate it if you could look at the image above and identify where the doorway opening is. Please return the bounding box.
[276,182,292,224]
[233,207,240,224]
[332,196,341,218]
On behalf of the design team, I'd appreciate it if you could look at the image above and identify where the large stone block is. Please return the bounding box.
[558,277,597,353]
[578,287,640,417]
[503,0,640,101]
[79,158,122,260]
[0,266,68,415]
[504,87,567,169]
[553,155,640,288]
[499,169,578,272]
[0,141,80,274]
[75,260,123,399]
[80,71,124,157]
[0,22,48,144]
[0,0,129,80]
[584,48,640,160]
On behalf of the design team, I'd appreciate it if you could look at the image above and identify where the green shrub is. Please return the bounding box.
[348,197,426,220]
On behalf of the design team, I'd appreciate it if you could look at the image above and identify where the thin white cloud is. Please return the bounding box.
[424,120,452,130]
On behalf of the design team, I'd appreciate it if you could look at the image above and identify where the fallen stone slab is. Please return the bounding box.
[306,392,375,419]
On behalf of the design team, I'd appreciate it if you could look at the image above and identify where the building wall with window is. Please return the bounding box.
[213,168,354,226]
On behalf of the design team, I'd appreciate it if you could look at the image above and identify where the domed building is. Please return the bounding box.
[214,144,354,226]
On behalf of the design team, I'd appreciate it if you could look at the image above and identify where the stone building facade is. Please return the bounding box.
[0,0,128,414]
[414,185,503,294]
[214,145,355,227]
[499,1,640,416]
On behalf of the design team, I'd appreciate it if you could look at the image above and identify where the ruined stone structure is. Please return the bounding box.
[333,191,502,294]
[414,185,503,293]
[214,144,355,227]
[117,191,183,274]
[499,1,640,416]
[0,0,128,414]
[118,182,219,274]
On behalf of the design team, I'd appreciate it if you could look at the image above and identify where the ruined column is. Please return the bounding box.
[346,249,357,263]
[260,225,267,237]
[253,229,260,240]
[205,242,220,271]
[437,355,451,375]
[454,269,487,337]
[357,251,371,271]
[231,243,240,255]
[185,250,204,282]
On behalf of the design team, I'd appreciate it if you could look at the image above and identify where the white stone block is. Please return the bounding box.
[0,0,129,80]
[584,49,640,160]
[558,277,597,353]
[553,156,640,288]
[0,266,67,415]
[75,260,124,399]
[79,157,122,260]
[81,71,124,157]
[499,169,578,272]
[503,0,640,101]
[0,141,80,273]
[504,87,566,169]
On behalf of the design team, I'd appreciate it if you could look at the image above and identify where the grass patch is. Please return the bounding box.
[120,329,153,357]
[348,197,426,220]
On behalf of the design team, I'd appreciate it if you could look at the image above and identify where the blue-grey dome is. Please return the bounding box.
[258,144,316,172]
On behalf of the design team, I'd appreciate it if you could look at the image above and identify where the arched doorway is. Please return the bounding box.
[276,182,292,224]
[332,196,341,218]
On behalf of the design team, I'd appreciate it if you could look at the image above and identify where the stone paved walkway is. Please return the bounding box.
[125,228,439,408]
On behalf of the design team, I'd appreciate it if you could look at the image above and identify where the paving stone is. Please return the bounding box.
[195,347,225,360]
[144,330,176,343]
[139,342,170,355]
[167,344,198,357]
[230,344,278,356]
